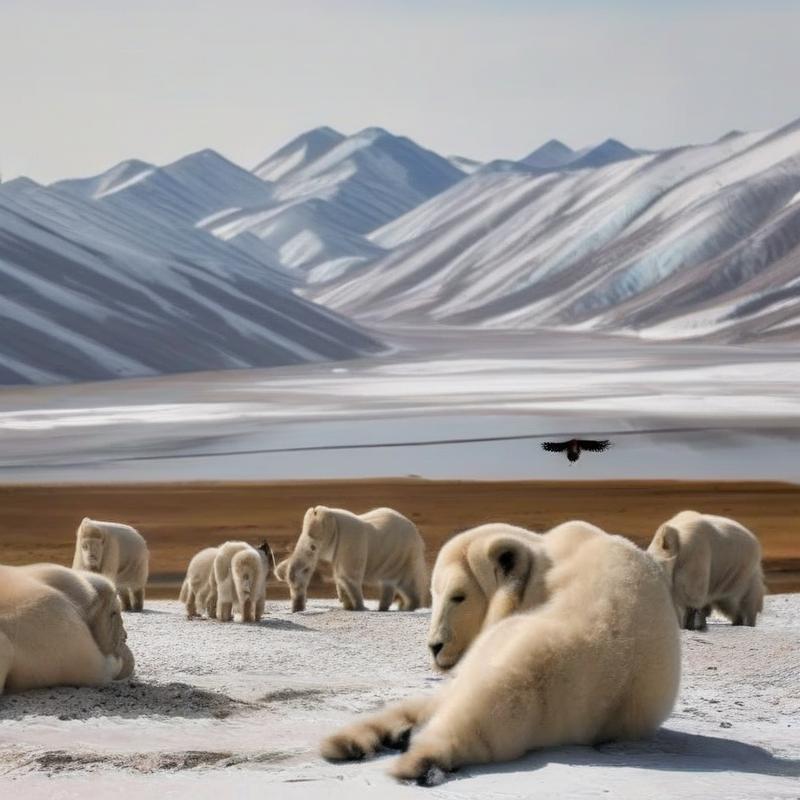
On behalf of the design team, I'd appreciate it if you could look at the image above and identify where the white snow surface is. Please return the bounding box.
[1,596,797,798]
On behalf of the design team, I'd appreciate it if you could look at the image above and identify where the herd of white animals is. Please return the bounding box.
[0,504,765,786]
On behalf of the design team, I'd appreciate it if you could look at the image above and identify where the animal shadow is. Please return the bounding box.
[0,681,250,721]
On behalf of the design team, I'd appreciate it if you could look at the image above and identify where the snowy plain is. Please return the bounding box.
[0,330,799,483]
[0,596,797,799]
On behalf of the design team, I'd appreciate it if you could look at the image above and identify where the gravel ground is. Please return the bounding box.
[1,596,798,799]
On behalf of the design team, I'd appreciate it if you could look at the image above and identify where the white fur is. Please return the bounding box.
[180,547,219,620]
[1,564,134,693]
[321,520,680,784]
[72,517,149,612]
[213,542,270,623]
[278,506,429,613]
[648,510,765,629]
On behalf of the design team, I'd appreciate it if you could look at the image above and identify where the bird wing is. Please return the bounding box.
[541,441,569,452]
[577,439,611,452]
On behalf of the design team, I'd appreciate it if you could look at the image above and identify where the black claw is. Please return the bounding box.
[382,728,412,752]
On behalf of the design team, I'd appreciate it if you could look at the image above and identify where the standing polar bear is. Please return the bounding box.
[214,541,271,622]
[180,547,220,619]
[648,510,765,630]
[72,517,149,611]
[0,564,134,694]
[277,506,429,613]
[321,520,680,785]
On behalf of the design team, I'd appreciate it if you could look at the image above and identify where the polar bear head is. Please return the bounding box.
[76,518,107,572]
[279,506,337,612]
[426,525,549,670]
[647,523,680,583]
[232,548,261,601]
[81,572,127,655]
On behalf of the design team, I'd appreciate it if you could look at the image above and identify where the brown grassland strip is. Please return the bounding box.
[0,479,797,596]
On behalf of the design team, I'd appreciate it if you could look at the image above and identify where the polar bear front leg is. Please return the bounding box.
[378,583,396,612]
[206,591,218,619]
[185,587,198,619]
[321,695,437,761]
[217,599,234,622]
[336,577,365,611]
[255,597,265,621]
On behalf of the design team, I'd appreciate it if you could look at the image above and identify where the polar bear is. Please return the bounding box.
[19,563,134,675]
[321,520,680,785]
[180,547,219,620]
[72,517,149,612]
[278,506,429,613]
[648,510,765,630]
[213,541,271,622]
[0,565,134,694]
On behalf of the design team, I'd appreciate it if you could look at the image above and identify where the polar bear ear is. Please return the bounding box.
[486,537,532,586]
[480,536,534,629]
[657,525,680,558]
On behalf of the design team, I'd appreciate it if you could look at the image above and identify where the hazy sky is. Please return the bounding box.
[2,0,799,183]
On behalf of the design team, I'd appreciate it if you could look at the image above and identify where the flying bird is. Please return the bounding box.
[541,438,611,463]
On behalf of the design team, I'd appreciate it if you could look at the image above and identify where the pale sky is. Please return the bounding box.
[2,0,799,183]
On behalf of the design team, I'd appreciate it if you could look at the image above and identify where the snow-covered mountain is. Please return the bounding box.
[201,127,465,278]
[311,119,800,342]
[3,117,800,387]
[0,159,380,385]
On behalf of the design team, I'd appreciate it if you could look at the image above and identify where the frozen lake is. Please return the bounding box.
[0,330,798,482]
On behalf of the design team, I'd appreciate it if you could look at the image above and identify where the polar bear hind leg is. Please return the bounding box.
[118,589,132,611]
[378,583,396,612]
[736,572,764,626]
[131,587,144,612]
[0,632,13,694]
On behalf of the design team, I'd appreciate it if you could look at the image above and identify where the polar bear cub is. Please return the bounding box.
[1,564,134,693]
[648,510,765,630]
[73,517,149,612]
[321,520,680,785]
[214,541,270,622]
[180,547,219,619]
[277,506,429,613]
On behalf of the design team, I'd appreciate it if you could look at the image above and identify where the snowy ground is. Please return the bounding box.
[1,330,799,483]
[1,596,798,799]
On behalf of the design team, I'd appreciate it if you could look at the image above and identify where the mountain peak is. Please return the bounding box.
[520,139,574,169]
[567,138,638,169]
[254,126,345,182]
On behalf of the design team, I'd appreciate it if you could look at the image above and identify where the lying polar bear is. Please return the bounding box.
[277,506,429,613]
[321,520,680,785]
[20,563,134,675]
[648,510,765,630]
[180,547,219,619]
[0,564,134,693]
[72,517,149,611]
[214,541,271,622]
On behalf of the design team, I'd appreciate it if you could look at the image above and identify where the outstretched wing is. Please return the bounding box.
[541,441,570,452]
[577,439,611,452]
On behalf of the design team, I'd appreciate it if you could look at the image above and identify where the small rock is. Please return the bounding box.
[720,722,733,729]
